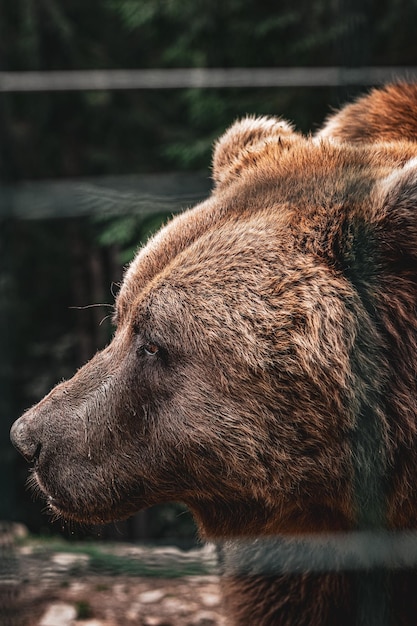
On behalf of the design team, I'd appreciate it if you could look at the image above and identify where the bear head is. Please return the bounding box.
[11,84,417,539]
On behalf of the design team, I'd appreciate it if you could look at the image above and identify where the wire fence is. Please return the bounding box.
[220,531,417,574]
[1,66,417,92]
[0,174,211,219]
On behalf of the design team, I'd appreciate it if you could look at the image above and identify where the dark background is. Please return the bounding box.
[1,0,417,544]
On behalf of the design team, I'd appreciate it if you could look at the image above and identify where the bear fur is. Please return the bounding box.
[10,83,417,625]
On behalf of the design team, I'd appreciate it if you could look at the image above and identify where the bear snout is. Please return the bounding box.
[10,413,42,463]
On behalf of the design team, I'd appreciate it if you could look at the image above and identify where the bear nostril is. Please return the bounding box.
[10,419,42,464]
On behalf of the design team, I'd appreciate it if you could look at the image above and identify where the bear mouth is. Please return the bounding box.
[44,492,118,525]
[36,476,144,526]
[31,461,153,526]
[29,469,109,525]
[47,495,76,520]
[46,496,109,525]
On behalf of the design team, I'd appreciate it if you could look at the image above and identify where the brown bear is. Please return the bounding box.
[10,83,417,625]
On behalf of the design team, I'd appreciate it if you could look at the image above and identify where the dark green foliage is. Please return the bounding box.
[95,212,168,265]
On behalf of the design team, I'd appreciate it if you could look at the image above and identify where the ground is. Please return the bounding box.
[1,529,224,626]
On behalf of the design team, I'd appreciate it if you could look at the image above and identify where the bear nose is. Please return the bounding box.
[10,417,41,463]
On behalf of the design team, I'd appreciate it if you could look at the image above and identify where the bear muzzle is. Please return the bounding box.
[10,412,42,464]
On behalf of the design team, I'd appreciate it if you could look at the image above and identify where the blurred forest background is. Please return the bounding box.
[1,0,417,544]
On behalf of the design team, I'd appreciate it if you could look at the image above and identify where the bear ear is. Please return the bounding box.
[317,83,417,144]
[212,116,298,187]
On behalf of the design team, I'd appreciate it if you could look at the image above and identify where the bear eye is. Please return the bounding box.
[142,343,159,357]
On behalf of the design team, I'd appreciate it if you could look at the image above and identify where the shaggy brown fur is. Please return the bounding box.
[11,83,417,624]
[318,82,417,144]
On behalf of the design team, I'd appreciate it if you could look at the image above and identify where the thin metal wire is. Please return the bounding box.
[1,67,417,92]
[220,531,417,574]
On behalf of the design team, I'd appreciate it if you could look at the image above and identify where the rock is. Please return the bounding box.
[125,603,140,621]
[162,596,188,614]
[142,617,174,626]
[74,621,108,626]
[138,589,166,604]
[39,602,77,626]
[51,553,89,570]
[201,592,220,608]
[0,522,29,545]
[188,611,220,626]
